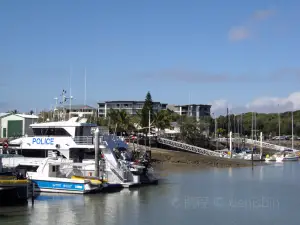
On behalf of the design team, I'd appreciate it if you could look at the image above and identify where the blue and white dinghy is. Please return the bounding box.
[26,157,101,194]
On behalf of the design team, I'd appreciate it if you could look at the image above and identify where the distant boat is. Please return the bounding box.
[265,151,299,162]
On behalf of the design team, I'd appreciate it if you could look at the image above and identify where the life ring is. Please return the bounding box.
[2,140,8,149]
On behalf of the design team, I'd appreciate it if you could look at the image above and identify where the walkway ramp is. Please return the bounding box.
[217,138,299,152]
[157,137,222,157]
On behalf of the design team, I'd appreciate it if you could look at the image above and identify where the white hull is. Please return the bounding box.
[35,188,89,194]
[265,157,276,162]
[282,156,299,161]
[265,155,299,162]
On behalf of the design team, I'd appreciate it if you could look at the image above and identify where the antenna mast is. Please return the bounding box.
[84,67,87,107]
[69,65,72,119]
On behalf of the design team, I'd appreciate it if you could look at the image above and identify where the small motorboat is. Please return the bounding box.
[265,154,277,162]
[282,153,299,161]
[27,157,103,194]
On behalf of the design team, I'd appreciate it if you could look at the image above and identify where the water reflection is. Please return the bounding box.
[228,167,232,178]
[1,163,300,225]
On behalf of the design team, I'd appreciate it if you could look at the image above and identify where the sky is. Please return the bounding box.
[1,0,300,115]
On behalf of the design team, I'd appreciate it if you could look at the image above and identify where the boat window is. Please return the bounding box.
[75,127,84,136]
[32,128,71,136]
[52,166,56,172]
[20,149,48,158]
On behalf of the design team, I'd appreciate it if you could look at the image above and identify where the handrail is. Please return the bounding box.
[157,137,221,157]
[101,153,128,182]
[217,137,299,152]
[73,136,104,145]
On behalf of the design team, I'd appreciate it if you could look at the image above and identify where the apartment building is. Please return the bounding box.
[167,104,211,121]
[56,105,97,118]
[97,101,167,117]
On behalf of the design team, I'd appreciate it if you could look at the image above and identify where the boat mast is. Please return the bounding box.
[54,97,58,121]
[251,111,253,141]
[84,67,87,118]
[254,112,257,141]
[292,110,294,149]
[278,104,280,146]
[84,67,87,105]
[69,64,73,120]
[226,107,229,149]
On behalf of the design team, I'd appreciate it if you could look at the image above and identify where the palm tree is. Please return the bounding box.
[153,110,172,136]
[107,109,134,135]
[107,108,120,134]
[118,109,132,136]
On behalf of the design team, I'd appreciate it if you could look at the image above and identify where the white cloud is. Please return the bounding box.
[228,26,250,41]
[253,9,276,21]
[210,99,230,115]
[211,91,300,115]
[228,8,276,41]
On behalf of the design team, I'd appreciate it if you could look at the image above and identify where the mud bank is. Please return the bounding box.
[150,147,256,169]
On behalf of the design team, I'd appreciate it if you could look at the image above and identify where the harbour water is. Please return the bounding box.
[1,162,300,225]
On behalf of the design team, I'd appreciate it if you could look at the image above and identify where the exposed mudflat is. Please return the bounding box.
[150,147,256,169]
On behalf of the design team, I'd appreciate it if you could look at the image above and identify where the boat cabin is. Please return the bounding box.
[30,117,97,138]
[7,117,110,161]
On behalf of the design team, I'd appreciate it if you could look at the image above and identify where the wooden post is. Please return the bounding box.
[31,181,34,205]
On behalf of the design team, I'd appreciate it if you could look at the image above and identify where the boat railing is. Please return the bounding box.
[103,156,129,182]
[73,136,105,145]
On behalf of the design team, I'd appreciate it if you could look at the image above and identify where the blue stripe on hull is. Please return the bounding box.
[283,157,299,161]
[32,180,85,193]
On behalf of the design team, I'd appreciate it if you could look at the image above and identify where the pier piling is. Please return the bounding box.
[31,181,34,206]
[94,128,100,178]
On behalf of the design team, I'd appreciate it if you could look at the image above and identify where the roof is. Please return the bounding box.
[57,105,96,110]
[166,105,177,111]
[98,101,166,104]
[0,113,38,119]
[16,114,39,119]
[174,104,212,107]
[30,118,97,128]
[0,113,10,118]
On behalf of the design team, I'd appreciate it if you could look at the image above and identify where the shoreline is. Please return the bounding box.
[149,147,256,170]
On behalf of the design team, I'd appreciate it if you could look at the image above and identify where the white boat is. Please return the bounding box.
[26,157,101,194]
[265,154,277,162]
[243,153,261,161]
[265,152,299,162]
[282,153,299,161]
[4,116,157,188]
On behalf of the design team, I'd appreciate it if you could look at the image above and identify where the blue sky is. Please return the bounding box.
[1,0,300,114]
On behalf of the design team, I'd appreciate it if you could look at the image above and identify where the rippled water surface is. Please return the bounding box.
[1,162,300,225]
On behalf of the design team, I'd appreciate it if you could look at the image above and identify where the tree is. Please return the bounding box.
[7,109,19,114]
[140,91,154,133]
[107,108,121,133]
[118,109,134,135]
[178,116,209,146]
[107,109,134,135]
[153,110,172,135]
[216,128,226,136]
